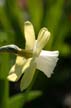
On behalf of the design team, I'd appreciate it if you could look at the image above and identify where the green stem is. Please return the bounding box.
[0,79,9,108]
[0,54,10,108]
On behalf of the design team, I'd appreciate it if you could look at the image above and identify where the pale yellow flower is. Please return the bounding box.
[0,21,59,91]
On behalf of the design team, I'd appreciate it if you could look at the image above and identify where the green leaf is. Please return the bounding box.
[0,7,13,34]
[0,53,10,79]
[8,94,24,108]
[0,32,8,44]
[9,90,42,108]
[55,21,70,56]
[0,54,9,108]
[44,0,65,49]
[0,79,9,108]
[27,0,43,32]
[24,91,42,102]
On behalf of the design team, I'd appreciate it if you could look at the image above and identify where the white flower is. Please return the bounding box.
[1,21,59,91]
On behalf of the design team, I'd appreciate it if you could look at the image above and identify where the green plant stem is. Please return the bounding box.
[0,54,10,108]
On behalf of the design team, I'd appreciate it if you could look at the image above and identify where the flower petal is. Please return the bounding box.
[34,28,50,55]
[7,64,17,81]
[24,21,35,50]
[35,50,59,78]
[22,58,32,73]
[7,56,26,81]
[20,60,36,91]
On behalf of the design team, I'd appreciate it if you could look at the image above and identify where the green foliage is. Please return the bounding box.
[9,91,42,108]
[27,0,43,32]
[0,0,71,108]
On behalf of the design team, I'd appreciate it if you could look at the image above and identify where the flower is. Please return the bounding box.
[0,21,59,91]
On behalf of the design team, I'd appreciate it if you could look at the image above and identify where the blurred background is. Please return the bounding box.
[0,0,71,108]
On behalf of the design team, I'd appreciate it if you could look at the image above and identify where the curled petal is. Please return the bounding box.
[0,44,21,55]
[24,21,35,50]
[35,50,59,77]
[34,28,50,55]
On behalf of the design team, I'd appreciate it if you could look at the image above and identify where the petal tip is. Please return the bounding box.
[24,21,32,25]
[7,73,17,82]
[42,27,51,36]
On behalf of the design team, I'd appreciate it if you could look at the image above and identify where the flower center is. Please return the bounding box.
[18,49,33,58]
